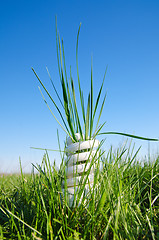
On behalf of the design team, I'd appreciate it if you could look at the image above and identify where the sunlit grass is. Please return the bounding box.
[0,144,159,239]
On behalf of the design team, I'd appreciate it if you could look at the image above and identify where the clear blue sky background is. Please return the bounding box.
[0,0,159,173]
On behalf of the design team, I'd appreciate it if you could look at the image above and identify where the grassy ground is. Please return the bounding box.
[0,144,159,239]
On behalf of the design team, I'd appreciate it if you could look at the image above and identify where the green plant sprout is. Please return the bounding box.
[32,17,158,144]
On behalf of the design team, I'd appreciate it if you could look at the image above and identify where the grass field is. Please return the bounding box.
[0,143,159,239]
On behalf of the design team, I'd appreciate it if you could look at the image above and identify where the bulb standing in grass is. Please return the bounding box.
[32,17,158,205]
[63,133,100,206]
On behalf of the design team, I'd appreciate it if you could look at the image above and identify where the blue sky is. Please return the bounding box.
[0,0,159,173]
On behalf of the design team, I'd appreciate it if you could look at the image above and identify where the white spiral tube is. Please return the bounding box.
[64,133,100,206]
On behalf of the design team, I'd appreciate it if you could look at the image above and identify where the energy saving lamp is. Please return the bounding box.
[64,133,100,206]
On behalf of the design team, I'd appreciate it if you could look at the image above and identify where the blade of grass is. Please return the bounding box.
[92,65,107,121]
[0,207,42,236]
[70,72,78,132]
[146,214,155,240]
[32,68,70,134]
[55,16,62,81]
[98,132,159,141]
[46,67,64,109]
[85,93,90,140]
[94,93,107,134]
[38,86,74,142]
[90,58,93,138]
[61,73,73,132]
[30,146,65,153]
[70,74,83,139]
[76,22,86,125]
[93,122,106,139]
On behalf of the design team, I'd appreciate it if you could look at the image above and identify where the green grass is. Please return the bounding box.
[1,18,158,239]
[32,18,158,143]
[0,144,159,239]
